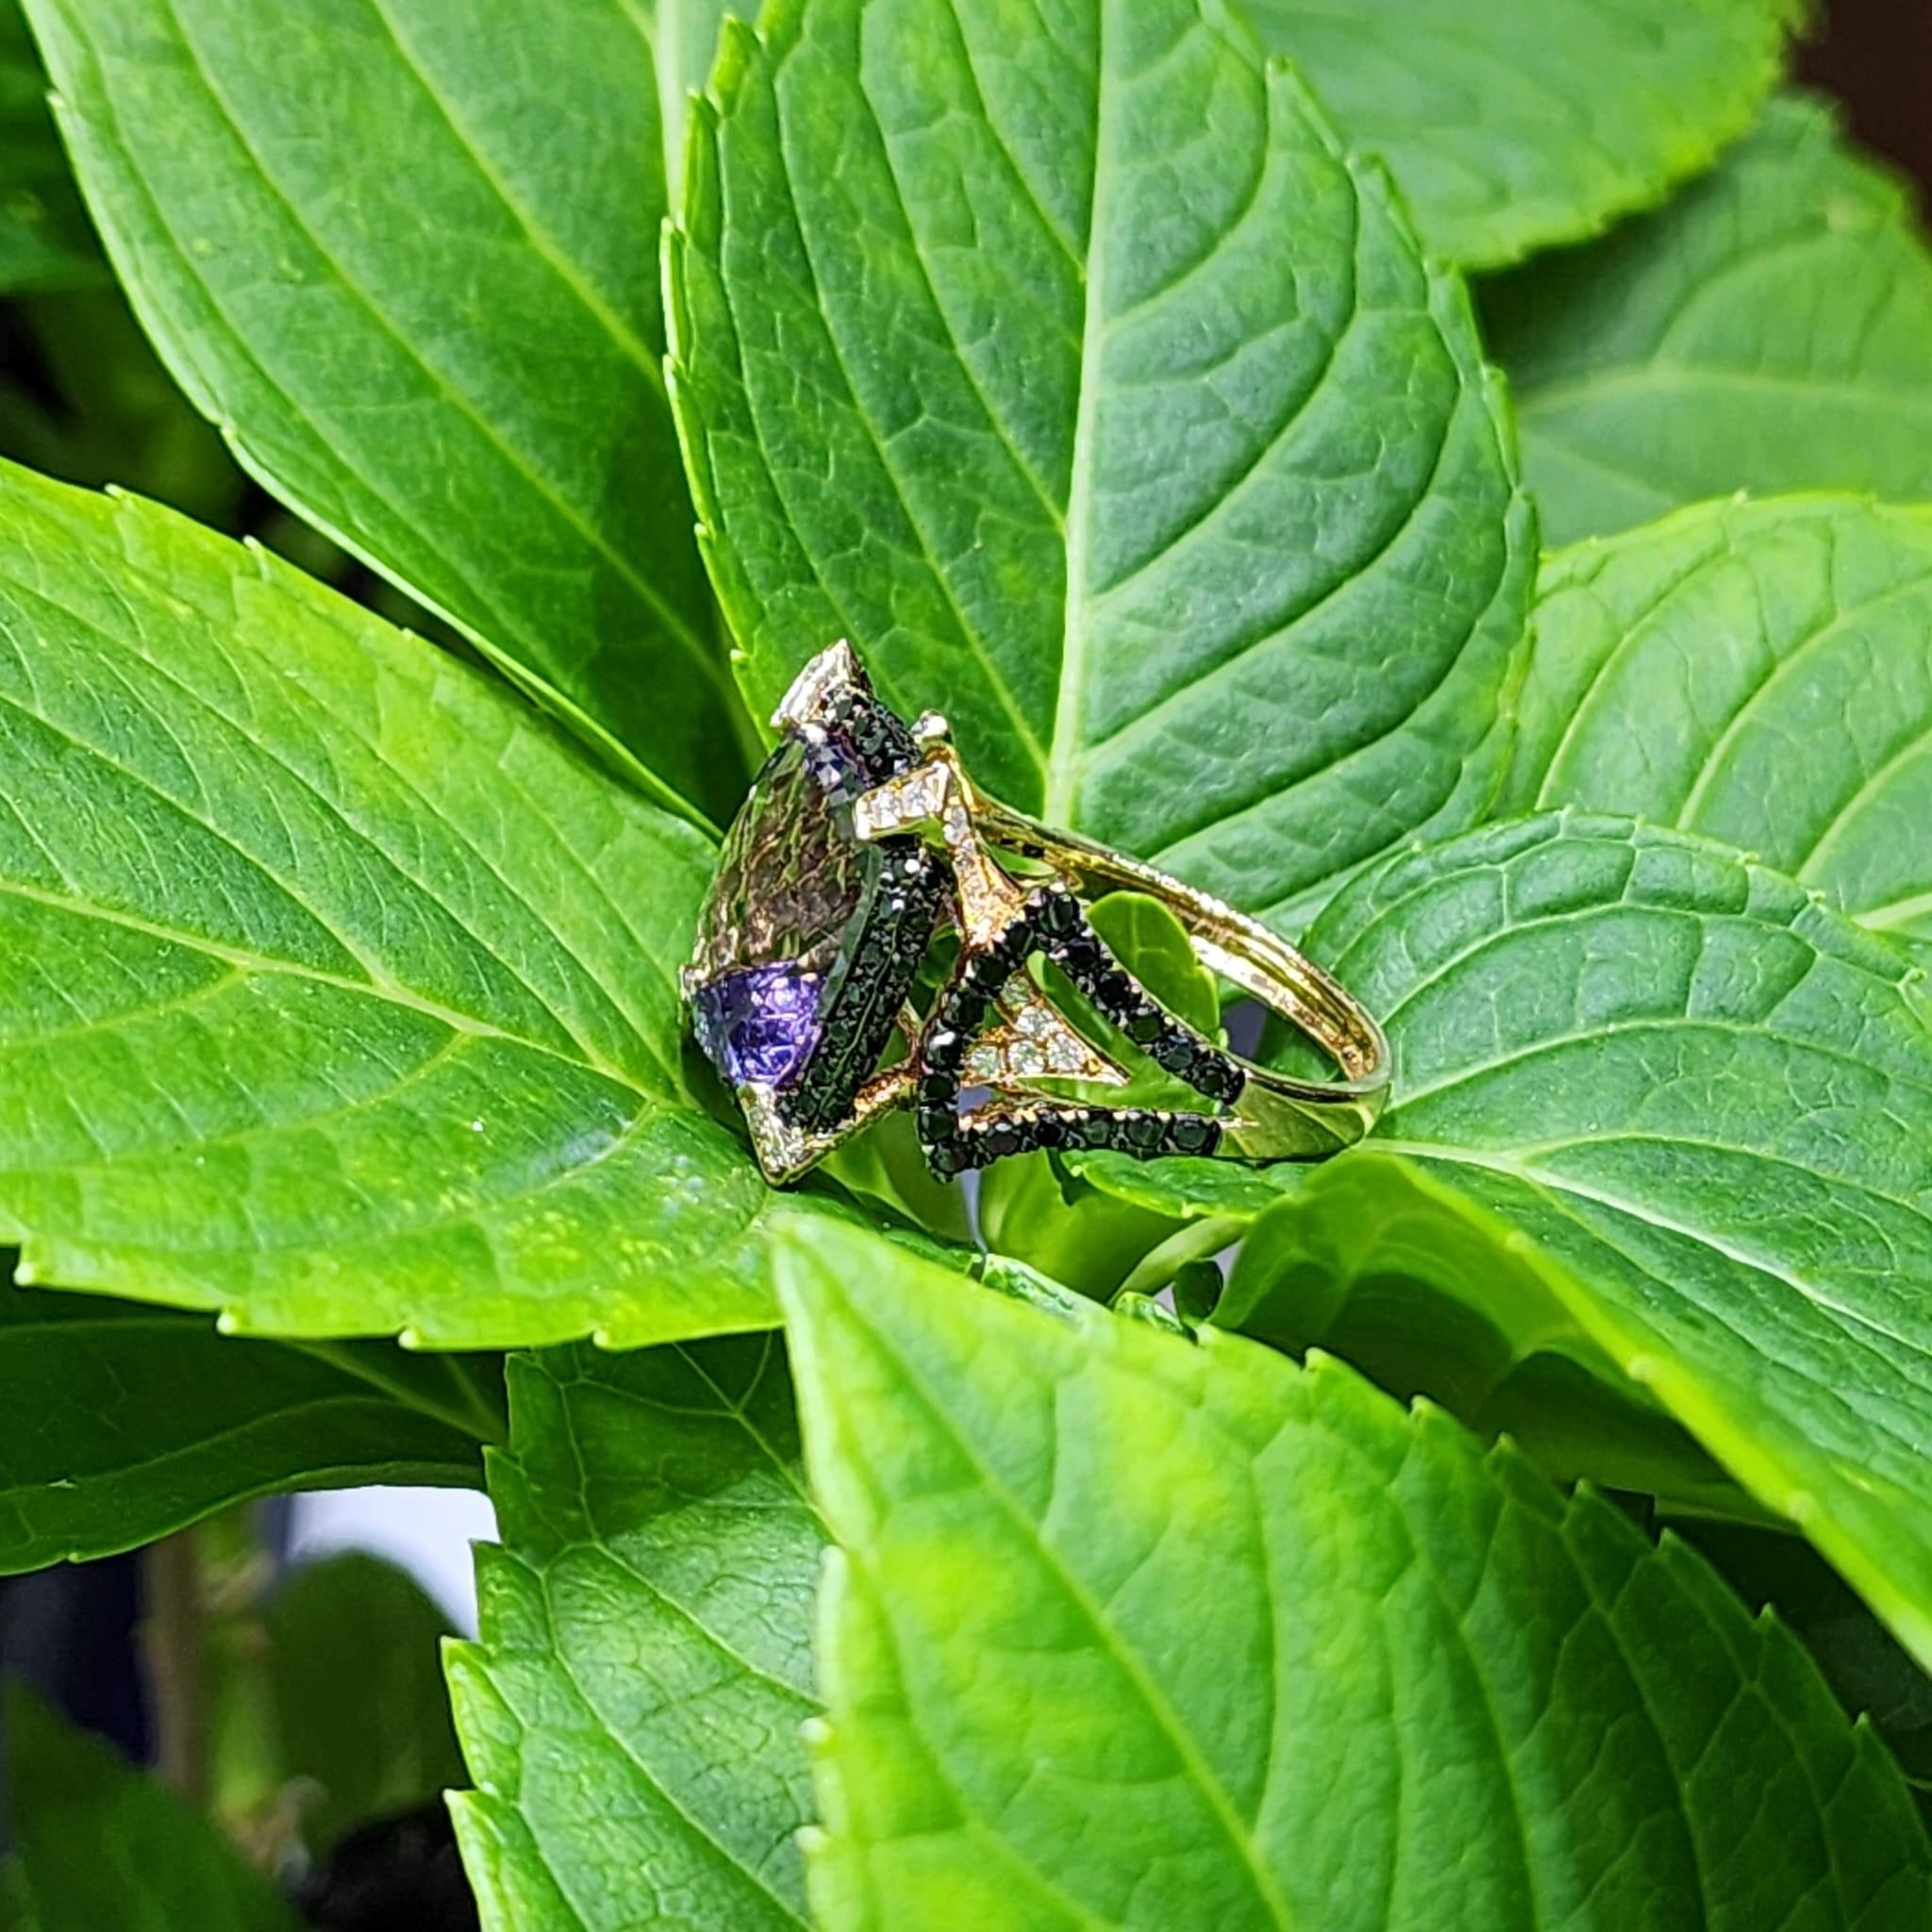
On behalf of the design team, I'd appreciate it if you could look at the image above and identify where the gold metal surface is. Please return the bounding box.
[696,640,1389,1178]
[855,717,1390,1161]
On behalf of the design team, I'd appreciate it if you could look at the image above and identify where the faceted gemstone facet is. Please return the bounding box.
[692,963,823,1088]
[688,732,881,1095]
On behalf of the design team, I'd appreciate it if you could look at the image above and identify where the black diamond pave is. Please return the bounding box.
[912,885,1245,1176]
[788,841,946,1134]
[1024,886,1247,1114]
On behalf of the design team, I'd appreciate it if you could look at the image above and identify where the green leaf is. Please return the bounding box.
[23,0,751,822]
[0,1,98,291]
[779,1220,1932,1930]
[1241,0,1798,270]
[1215,1162,1761,1517]
[0,1857,37,1932]
[1509,495,1932,955]
[0,458,834,1351]
[267,1551,467,1852]
[1064,811,1932,1665]
[447,1336,821,1931]
[0,1280,491,1573]
[6,1687,305,1932]
[1683,1518,1932,1796]
[668,0,1531,926]
[653,1,747,194]
[1290,814,1932,1667]
[1486,95,1932,544]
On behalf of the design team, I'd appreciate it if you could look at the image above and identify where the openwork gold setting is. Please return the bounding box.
[683,641,1390,1184]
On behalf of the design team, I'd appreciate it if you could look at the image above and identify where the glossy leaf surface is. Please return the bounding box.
[782,1221,1932,1930]
[669,0,1530,925]
[25,0,748,819]
[1488,96,1932,543]
[448,1337,821,1930]
[0,460,824,1351]
[1244,0,1797,269]
[1510,495,1932,953]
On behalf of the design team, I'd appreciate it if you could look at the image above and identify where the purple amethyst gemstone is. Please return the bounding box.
[692,963,824,1089]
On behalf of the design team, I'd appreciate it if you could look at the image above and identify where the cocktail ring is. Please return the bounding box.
[682,642,1389,1185]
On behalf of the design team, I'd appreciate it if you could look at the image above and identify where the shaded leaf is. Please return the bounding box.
[0,1,97,291]
[6,1687,304,1932]
[268,1551,468,1853]
[447,1337,821,1930]
[25,0,750,820]
[1510,495,1932,954]
[0,458,830,1351]
[780,1220,1932,1930]
[668,0,1531,926]
[1215,1161,1759,1516]
[0,1281,491,1574]
[1487,95,1932,543]
[1242,0,1798,269]
[1273,815,1932,1669]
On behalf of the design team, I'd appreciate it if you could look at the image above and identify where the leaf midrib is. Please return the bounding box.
[841,1298,1299,1928]
[0,874,642,1097]
[0,545,685,1091]
[1042,0,1111,826]
[137,0,735,706]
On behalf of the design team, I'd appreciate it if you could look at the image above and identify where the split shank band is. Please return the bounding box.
[681,642,1389,1186]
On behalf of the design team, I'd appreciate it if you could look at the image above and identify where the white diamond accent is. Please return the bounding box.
[772,640,862,732]
[853,761,952,841]
[963,1043,1002,1082]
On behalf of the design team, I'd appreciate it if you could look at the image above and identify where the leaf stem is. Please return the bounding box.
[142,1529,210,1809]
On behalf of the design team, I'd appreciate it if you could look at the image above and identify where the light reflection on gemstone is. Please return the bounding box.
[691,963,823,1089]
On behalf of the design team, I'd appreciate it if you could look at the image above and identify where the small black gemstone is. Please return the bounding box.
[1169,1115,1220,1157]
[1124,1112,1164,1153]
[1192,1058,1244,1104]
[990,924,1031,973]
[1151,1033,1197,1074]
[963,950,1006,992]
[950,986,990,1031]
[928,1141,964,1178]
[1091,969,1136,1012]
[1055,933,1104,975]
[918,1073,954,1105]
[1069,1112,1110,1149]
[982,1121,1023,1158]
[1036,891,1081,937]
[925,1029,962,1073]
[1126,1008,1165,1045]
[918,1103,955,1143]
[1033,1113,1067,1149]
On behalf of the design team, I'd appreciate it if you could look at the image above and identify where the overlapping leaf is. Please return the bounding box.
[448,1337,821,1931]
[0,0,97,291]
[0,1282,491,1573]
[1076,813,1932,1667]
[268,1552,469,1853]
[1510,495,1932,953]
[6,1689,305,1931]
[0,458,838,1351]
[1487,95,1932,543]
[669,0,1531,926]
[1242,0,1799,269]
[24,0,749,820]
[782,1221,1932,1929]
